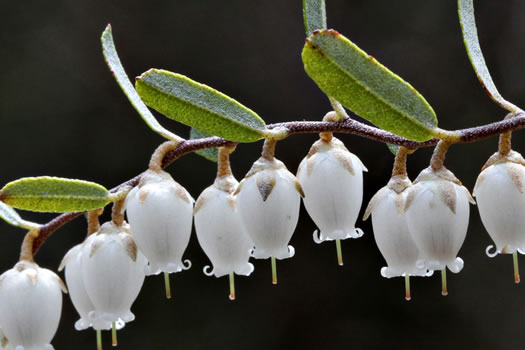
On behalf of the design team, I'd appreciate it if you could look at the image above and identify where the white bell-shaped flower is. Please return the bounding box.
[81,221,146,330]
[405,166,475,273]
[195,174,254,278]
[0,261,66,350]
[59,235,125,331]
[297,136,367,243]
[235,155,303,261]
[474,151,525,257]
[364,175,430,279]
[125,169,194,275]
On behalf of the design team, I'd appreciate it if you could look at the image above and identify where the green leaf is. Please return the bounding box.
[0,177,111,213]
[101,25,183,142]
[303,0,327,36]
[0,201,40,230]
[190,128,219,162]
[458,0,520,113]
[136,69,266,143]
[387,144,400,156]
[302,30,438,141]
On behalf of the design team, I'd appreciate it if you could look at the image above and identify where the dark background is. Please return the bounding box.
[1,1,525,349]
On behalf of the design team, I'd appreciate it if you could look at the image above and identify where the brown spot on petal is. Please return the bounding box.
[363,187,388,220]
[139,189,149,204]
[2,336,8,348]
[193,191,210,216]
[404,187,417,212]
[173,185,192,204]
[256,173,276,202]
[502,245,512,254]
[394,193,405,214]
[227,195,237,211]
[295,180,305,198]
[333,150,355,175]
[506,164,524,193]
[233,180,244,196]
[306,157,316,176]
[122,235,138,262]
[26,270,38,285]
[89,241,102,258]
[306,142,321,159]
[438,181,457,214]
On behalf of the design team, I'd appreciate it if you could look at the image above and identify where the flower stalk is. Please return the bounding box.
[513,251,520,284]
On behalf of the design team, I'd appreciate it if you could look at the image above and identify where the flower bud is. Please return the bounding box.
[81,221,146,330]
[474,151,525,256]
[0,261,67,350]
[194,175,254,278]
[405,167,475,273]
[235,156,303,260]
[125,169,194,275]
[364,175,430,278]
[297,137,367,243]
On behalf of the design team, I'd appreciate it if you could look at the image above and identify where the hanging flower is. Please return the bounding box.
[59,235,125,331]
[125,169,193,275]
[474,150,525,256]
[364,175,430,278]
[81,221,146,330]
[0,261,67,350]
[297,136,367,243]
[404,166,475,273]
[194,174,254,278]
[235,154,304,261]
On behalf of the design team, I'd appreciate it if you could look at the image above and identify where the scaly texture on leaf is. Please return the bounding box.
[101,25,183,142]
[458,0,520,113]
[302,30,438,141]
[0,201,40,230]
[136,69,266,143]
[303,0,327,36]
[0,177,111,213]
[387,144,400,156]
[190,128,219,162]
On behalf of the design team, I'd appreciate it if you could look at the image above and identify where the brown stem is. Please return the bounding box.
[149,141,180,172]
[320,111,340,143]
[261,139,277,160]
[20,230,39,263]
[392,147,410,177]
[217,146,236,178]
[87,209,103,235]
[111,199,126,227]
[31,111,525,256]
[498,132,512,155]
[431,140,451,171]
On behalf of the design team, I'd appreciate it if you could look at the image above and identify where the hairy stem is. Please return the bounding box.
[111,199,126,227]
[392,146,410,177]
[87,209,103,235]
[262,139,277,160]
[217,146,236,178]
[20,230,39,263]
[431,141,451,171]
[32,111,525,255]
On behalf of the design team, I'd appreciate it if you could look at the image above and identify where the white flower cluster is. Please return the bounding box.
[0,136,522,349]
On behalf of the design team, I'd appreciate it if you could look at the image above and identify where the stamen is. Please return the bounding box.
[336,239,343,266]
[441,269,448,296]
[405,273,411,301]
[112,322,117,347]
[97,330,103,350]
[513,251,520,284]
[164,272,172,299]
[271,256,278,285]
[229,272,236,300]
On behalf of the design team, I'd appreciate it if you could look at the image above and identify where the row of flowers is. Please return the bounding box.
[0,125,522,349]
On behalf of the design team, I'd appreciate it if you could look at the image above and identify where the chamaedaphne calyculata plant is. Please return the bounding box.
[2,0,525,348]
